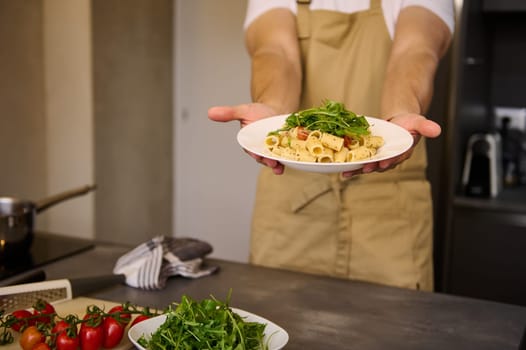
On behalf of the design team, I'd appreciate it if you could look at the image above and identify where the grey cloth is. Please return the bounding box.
[113,236,218,290]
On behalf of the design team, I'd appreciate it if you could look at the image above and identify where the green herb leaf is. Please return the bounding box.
[137,292,268,350]
[274,100,370,138]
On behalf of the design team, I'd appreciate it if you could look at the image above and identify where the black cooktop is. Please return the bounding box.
[0,231,94,282]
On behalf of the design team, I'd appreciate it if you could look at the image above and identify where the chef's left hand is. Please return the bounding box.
[341,113,441,178]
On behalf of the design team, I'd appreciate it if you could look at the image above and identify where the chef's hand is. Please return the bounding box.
[342,113,441,178]
[208,103,286,175]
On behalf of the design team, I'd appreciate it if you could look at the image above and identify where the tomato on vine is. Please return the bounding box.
[32,342,51,350]
[51,320,71,336]
[32,300,56,325]
[107,306,131,326]
[80,311,104,350]
[9,310,34,332]
[19,326,45,350]
[130,314,150,327]
[101,316,126,349]
[1,299,162,350]
[51,316,79,350]
[56,330,79,350]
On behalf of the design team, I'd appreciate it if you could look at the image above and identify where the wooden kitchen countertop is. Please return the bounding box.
[37,242,526,349]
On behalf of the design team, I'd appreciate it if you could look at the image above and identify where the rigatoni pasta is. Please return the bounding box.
[264,100,385,164]
[264,127,384,163]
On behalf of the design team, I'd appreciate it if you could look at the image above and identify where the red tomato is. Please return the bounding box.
[51,319,80,350]
[10,309,33,332]
[32,343,51,350]
[56,331,79,350]
[343,135,357,149]
[130,315,150,327]
[51,320,71,335]
[80,313,104,350]
[19,326,45,350]
[296,127,310,141]
[32,300,56,325]
[102,317,125,349]
[107,306,131,326]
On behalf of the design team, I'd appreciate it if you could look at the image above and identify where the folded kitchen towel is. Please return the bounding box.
[113,235,218,290]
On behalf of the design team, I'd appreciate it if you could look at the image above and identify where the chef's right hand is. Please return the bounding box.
[208,103,285,175]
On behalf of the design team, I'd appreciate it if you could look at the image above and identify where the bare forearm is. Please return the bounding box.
[381,49,439,118]
[250,50,302,115]
[245,8,302,115]
[380,6,452,119]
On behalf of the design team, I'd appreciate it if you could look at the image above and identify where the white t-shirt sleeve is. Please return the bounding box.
[244,0,455,36]
[244,0,294,29]
[402,0,455,34]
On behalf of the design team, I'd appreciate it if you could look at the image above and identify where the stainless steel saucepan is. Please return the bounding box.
[0,185,96,260]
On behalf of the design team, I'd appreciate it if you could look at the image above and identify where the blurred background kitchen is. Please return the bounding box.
[1,0,525,307]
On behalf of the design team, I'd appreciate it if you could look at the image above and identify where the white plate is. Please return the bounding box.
[237,114,414,173]
[128,308,289,350]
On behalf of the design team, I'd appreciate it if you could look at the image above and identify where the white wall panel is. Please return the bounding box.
[174,0,258,262]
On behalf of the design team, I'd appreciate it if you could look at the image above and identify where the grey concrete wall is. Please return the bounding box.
[92,0,173,245]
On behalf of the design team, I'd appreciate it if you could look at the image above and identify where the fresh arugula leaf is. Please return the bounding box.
[137,292,268,350]
[272,100,370,138]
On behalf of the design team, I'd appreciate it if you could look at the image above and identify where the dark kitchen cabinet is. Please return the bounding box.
[483,0,526,12]
[442,0,526,306]
[446,199,526,306]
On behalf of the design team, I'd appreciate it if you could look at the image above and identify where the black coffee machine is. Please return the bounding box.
[462,133,502,198]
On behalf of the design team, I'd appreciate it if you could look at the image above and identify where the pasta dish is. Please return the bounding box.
[264,100,384,163]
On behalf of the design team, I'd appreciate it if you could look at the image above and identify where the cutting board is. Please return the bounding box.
[5,297,135,350]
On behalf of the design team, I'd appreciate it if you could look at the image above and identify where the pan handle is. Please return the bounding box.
[35,185,97,213]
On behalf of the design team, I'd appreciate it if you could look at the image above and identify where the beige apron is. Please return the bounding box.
[250,0,434,291]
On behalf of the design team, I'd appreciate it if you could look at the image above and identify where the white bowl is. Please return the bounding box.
[128,308,289,350]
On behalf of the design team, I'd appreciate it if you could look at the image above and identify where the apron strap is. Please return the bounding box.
[370,0,382,10]
[296,0,311,39]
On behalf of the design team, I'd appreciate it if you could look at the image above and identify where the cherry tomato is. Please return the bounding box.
[19,326,45,350]
[51,320,70,335]
[107,306,131,326]
[56,330,79,350]
[10,309,34,332]
[32,343,51,350]
[296,127,310,140]
[80,313,104,350]
[130,315,150,327]
[32,300,56,325]
[102,317,125,349]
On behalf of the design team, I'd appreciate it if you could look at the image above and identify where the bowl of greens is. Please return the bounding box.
[128,295,289,350]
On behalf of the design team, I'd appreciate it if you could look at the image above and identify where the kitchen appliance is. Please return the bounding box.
[0,231,95,283]
[462,133,502,198]
[498,114,526,187]
[0,274,125,313]
[0,185,96,260]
